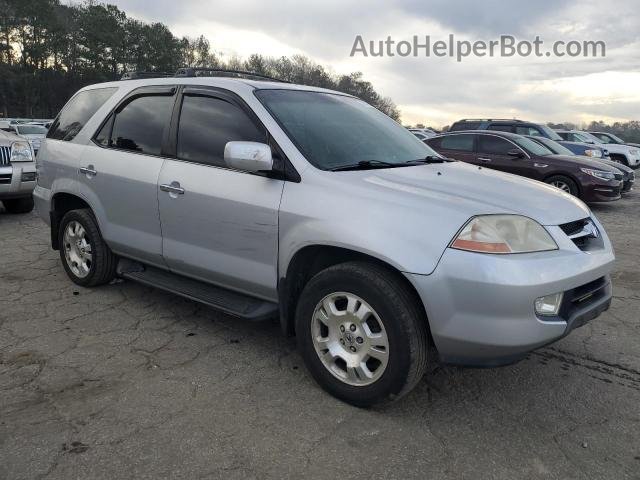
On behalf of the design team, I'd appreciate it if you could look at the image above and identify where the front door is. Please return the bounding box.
[158,88,284,300]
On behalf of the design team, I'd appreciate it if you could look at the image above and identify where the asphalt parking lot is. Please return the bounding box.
[1,194,639,480]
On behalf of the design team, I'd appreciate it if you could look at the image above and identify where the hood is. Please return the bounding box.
[19,133,46,140]
[587,158,633,175]
[335,161,590,226]
[0,129,23,145]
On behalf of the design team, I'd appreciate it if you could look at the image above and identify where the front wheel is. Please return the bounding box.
[546,175,580,198]
[58,209,118,287]
[295,262,428,407]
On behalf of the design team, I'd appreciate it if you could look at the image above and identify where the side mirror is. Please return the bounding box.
[507,148,524,159]
[224,141,273,172]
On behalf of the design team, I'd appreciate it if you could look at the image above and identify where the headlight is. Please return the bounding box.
[580,168,615,181]
[629,149,638,155]
[10,141,33,162]
[584,149,602,158]
[450,215,558,254]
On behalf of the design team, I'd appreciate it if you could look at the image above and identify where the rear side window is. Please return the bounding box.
[426,137,442,149]
[177,95,267,168]
[449,121,480,131]
[108,95,174,156]
[516,125,542,136]
[478,135,514,155]
[440,134,475,152]
[47,87,117,141]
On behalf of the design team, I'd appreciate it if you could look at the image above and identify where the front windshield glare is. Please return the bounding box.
[534,137,573,155]
[17,125,47,135]
[513,136,554,156]
[255,90,438,170]
[540,125,563,141]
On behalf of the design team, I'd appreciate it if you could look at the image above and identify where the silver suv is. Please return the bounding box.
[0,129,36,213]
[34,71,615,406]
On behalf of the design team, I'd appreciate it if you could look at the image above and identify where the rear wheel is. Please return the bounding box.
[546,175,579,198]
[58,209,118,287]
[295,262,428,407]
[2,196,34,214]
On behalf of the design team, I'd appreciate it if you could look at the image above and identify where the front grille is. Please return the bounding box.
[557,276,610,329]
[559,218,600,251]
[0,173,11,184]
[0,146,10,166]
[613,172,623,181]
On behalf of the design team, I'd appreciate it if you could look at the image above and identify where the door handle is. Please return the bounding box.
[478,157,492,162]
[79,165,97,176]
[160,181,185,195]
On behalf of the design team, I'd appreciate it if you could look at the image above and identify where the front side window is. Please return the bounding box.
[516,126,542,136]
[48,87,117,141]
[512,137,554,156]
[488,124,513,133]
[255,90,438,170]
[109,95,174,155]
[478,135,515,155]
[177,95,267,168]
[539,125,563,141]
[440,134,475,152]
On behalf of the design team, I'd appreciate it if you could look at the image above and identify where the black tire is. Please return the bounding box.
[295,262,428,407]
[58,209,118,287]
[545,175,580,198]
[2,196,34,214]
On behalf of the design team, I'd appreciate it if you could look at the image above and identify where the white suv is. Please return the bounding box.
[556,130,640,168]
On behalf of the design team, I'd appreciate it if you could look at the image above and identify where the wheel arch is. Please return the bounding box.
[50,192,92,250]
[543,172,583,198]
[278,244,433,344]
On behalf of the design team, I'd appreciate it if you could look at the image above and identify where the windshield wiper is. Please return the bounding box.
[329,160,401,171]
[404,155,449,165]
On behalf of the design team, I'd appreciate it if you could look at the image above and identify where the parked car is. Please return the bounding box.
[426,131,622,202]
[12,123,47,155]
[587,131,640,151]
[0,129,36,213]
[0,120,13,132]
[408,128,436,140]
[34,72,615,406]
[526,135,634,194]
[555,130,640,168]
[449,119,608,159]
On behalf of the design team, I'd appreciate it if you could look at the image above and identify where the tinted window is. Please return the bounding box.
[478,135,514,155]
[488,124,513,132]
[110,95,174,155]
[177,95,267,168]
[449,121,481,131]
[426,137,442,149]
[440,134,474,152]
[94,114,113,146]
[512,137,553,156]
[48,87,117,141]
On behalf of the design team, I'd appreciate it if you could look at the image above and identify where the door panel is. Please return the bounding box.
[78,145,165,265]
[158,160,284,300]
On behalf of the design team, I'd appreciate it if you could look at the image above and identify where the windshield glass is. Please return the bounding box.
[530,136,574,155]
[539,125,563,141]
[609,133,625,143]
[512,136,555,156]
[17,125,47,135]
[255,90,439,170]
[575,132,601,143]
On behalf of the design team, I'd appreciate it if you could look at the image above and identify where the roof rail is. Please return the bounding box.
[174,67,290,83]
[456,118,524,123]
[120,71,172,80]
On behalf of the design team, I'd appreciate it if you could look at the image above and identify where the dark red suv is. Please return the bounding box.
[425,131,622,203]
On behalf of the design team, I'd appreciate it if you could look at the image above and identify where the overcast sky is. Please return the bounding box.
[90,0,640,127]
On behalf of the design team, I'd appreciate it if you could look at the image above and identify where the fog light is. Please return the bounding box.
[535,292,563,316]
[21,172,36,182]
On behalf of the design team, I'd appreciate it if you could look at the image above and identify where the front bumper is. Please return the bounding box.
[406,218,615,367]
[582,180,622,203]
[0,164,36,200]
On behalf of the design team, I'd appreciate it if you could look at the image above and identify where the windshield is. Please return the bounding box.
[255,90,439,170]
[529,136,574,155]
[17,125,47,135]
[575,132,600,143]
[512,136,555,156]
[539,125,563,141]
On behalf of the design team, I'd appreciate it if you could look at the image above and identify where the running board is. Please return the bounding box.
[120,264,278,321]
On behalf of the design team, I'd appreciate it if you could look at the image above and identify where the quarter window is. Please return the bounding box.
[48,87,117,141]
[177,95,267,168]
[109,95,174,156]
[440,134,475,152]
[478,135,515,155]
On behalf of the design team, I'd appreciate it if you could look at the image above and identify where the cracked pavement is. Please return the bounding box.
[1,193,639,480]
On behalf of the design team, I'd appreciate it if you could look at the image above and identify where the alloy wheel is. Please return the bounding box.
[311,292,389,386]
[63,220,92,278]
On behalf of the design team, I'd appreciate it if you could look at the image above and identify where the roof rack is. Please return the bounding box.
[120,71,172,80]
[174,67,289,83]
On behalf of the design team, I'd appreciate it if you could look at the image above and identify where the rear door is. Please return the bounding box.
[157,87,284,300]
[81,86,177,266]
[433,134,478,164]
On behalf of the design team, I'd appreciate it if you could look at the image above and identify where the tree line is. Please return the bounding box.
[0,0,400,120]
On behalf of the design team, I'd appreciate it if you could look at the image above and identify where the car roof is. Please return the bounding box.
[439,129,524,139]
[80,76,351,98]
